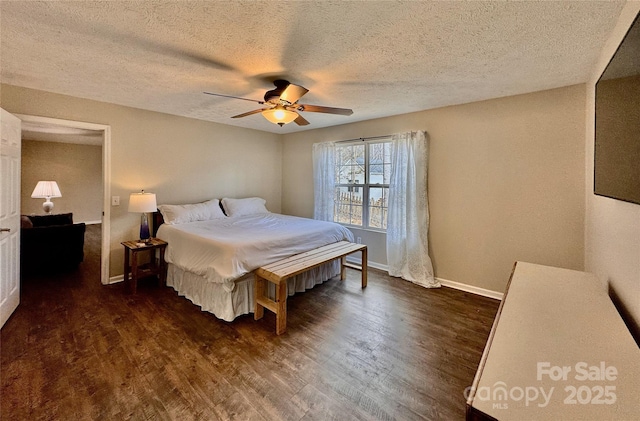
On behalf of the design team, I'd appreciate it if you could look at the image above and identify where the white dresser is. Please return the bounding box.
[467,261,640,420]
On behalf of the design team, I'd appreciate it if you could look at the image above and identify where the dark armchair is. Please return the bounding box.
[20,213,86,275]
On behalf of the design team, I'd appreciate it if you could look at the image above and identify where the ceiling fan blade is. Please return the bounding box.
[204,92,264,104]
[231,109,268,119]
[297,104,353,116]
[294,114,310,126]
[280,83,309,104]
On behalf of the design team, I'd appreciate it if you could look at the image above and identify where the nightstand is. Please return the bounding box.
[121,238,168,294]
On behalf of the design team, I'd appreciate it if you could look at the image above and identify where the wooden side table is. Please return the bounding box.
[121,238,168,294]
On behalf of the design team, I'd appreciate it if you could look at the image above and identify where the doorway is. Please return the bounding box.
[16,114,111,285]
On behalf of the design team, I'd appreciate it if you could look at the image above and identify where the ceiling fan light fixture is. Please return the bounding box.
[206,80,352,127]
[262,106,298,126]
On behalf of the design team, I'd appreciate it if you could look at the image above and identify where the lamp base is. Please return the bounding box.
[42,199,54,214]
[139,212,151,243]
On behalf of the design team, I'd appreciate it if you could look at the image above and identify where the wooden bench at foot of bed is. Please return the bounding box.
[254,241,368,335]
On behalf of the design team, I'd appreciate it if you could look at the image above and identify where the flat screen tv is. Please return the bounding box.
[594,12,640,205]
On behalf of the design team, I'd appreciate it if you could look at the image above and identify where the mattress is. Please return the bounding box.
[157,212,353,290]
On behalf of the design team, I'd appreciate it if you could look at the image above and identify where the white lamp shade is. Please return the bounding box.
[128,191,157,213]
[262,106,298,125]
[31,181,62,198]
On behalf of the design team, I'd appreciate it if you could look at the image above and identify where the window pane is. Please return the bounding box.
[383,142,391,184]
[336,144,365,184]
[334,186,363,226]
[368,186,388,229]
[369,142,392,184]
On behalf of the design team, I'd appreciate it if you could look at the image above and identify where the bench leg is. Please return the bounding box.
[361,247,368,288]
[254,275,265,320]
[275,281,287,335]
[340,256,347,281]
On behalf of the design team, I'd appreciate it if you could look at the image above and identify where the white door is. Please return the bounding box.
[0,108,21,328]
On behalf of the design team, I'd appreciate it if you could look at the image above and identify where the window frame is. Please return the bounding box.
[334,138,391,232]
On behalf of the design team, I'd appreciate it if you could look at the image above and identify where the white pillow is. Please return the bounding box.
[221,197,269,217]
[158,199,226,225]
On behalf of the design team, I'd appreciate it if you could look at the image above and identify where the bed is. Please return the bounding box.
[153,197,354,321]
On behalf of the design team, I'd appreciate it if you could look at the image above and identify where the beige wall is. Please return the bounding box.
[282,85,587,293]
[21,140,102,222]
[585,2,640,337]
[1,84,282,279]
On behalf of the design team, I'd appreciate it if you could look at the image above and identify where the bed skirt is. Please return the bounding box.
[166,260,341,322]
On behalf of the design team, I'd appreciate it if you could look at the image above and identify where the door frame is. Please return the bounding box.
[16,114,111,285]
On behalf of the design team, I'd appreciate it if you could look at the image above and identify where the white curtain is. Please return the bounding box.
[312,141,336,221]
[386,131,439,288]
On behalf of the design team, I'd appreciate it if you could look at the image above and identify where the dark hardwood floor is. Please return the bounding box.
[1,224,500,420]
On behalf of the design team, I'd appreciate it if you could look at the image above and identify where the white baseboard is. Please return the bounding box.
[84,220,102,225]
[346,256,503,300]
[345,256,388,272]
[108,275,124,284]
[436,277,504,300]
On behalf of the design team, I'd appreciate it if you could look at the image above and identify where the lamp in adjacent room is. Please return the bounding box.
[262,105,298,127]
[128,190,157,243]
[31,181,62,214]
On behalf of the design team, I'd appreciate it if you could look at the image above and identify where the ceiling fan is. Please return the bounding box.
[204,80,353,127]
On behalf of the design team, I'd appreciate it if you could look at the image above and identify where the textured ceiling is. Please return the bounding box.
[0,1,626,134]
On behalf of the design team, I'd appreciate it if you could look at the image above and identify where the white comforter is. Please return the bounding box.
[156,213,354,290]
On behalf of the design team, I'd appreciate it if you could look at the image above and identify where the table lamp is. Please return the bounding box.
[128,190,157,243]
[31,181,62,214]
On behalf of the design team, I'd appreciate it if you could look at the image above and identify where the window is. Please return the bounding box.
[334,140,391,230]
